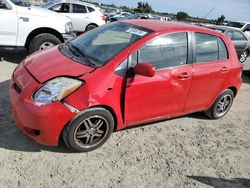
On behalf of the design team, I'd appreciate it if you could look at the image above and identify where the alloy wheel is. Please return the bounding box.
[74,115,109,149]
[215,94,232,117]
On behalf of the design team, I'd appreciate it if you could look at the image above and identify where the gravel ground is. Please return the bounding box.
[0,48,250,188]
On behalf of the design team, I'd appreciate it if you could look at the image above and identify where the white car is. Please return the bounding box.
[226,21,250,38]
[112,12,131,18]
[42,0,106,32]
[0,0,75,53]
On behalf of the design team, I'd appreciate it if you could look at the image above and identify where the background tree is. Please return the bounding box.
[216,15,226,25]
[176,11,189,21]
[134,1,153,13]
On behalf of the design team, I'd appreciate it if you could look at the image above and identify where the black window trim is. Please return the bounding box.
[192,32,229,64]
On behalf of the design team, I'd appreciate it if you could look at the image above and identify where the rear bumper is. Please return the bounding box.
[62,32,76,42]
[9,67,76,146]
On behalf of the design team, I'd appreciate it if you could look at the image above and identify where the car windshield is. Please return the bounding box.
[10,0,30,7]
[67,22,152,67]
[226,22,245,28]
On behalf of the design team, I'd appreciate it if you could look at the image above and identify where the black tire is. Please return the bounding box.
[62,107,114,152]
[28,33,61,53]
[239,50,248,63]
[85,24,97,32]
[205,89,234,119]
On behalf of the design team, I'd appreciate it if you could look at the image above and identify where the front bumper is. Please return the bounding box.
[9,66,76,146]
[62,32,76,42]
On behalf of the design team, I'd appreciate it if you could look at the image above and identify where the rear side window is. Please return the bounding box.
[73,4,87,13]
[139,32,188,70]
[195,33,228,63]
[87,6,95,12]
[195,33,218,63]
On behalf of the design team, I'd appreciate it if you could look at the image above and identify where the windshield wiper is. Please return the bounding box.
[67,42,101,68]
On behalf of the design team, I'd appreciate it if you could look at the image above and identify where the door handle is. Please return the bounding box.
[220,66,228,72]
[178,72,191,79]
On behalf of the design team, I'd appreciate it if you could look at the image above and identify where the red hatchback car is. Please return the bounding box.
[10,20,242,152]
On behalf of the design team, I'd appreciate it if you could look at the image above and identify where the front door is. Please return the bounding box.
[0,0,18,46]
[125,32,193,126]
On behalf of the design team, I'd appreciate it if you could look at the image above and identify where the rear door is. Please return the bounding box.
[69,4,90,32]
[184,33,230,113]
[0,0,18,46]
[125,32,193,126]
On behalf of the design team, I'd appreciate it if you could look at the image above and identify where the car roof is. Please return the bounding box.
[47,0,96,7]
[122,20,221,34]
[203,25,243,32]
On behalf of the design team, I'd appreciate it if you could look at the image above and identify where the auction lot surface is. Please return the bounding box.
[0,49,250,187]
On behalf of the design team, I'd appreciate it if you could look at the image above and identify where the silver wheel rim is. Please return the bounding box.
[39,42,54,50]
[215,94,232,117]
[74,115,109,149]
[240,51,248,63]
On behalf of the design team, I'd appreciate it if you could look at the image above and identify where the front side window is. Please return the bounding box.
[72,4,87,13]
[195,33,228,63]
[65,22,152,67]
[233,31,247,41]
[139,32,188,70]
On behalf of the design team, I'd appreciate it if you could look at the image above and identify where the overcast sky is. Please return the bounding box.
[94,0,250,21]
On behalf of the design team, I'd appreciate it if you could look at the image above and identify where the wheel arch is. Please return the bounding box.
[228,86,238,97]
[88,105,117,132]
[25,27,64,49]
[85,23,98,31]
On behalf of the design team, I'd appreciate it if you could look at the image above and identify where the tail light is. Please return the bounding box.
[101,15,107,21]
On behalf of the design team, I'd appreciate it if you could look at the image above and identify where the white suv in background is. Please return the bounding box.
[42,0,106,32]
[0,0,75,53]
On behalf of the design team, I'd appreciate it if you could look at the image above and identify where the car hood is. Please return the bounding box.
[24,46,95,83]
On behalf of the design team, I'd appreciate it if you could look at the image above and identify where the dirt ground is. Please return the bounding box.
[0,48,250,188]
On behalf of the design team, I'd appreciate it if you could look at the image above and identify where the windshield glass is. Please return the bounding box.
[68,22,152,67]
[10,0,30,7]
[226,22,245,28]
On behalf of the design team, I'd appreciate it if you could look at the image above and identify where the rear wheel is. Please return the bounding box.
[86,24,97,32]
[62,108,114,152]
[28,33,61,53]
[205,89,234,119]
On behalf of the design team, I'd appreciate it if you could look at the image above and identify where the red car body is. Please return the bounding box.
[9,20,243,147]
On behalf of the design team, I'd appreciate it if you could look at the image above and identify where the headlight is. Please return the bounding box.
[33,77,82,104]
[65,22,73,33]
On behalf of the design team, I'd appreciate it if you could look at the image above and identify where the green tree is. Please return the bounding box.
[216,15,225,25]
[121,5,132,13]
[176,11,189,21]
[134,1,153,13]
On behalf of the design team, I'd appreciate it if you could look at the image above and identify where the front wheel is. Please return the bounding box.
[28,33,61,53]
[62,108,114,152]
[205,89,234,119]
